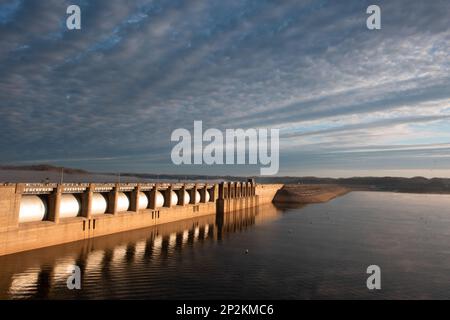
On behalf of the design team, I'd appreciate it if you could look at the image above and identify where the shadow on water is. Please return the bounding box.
[272,202,308,211]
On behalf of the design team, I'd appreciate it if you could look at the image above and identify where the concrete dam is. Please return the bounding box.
[0,181,282,256]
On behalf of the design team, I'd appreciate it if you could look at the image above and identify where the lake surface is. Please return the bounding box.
[1,191,450,300]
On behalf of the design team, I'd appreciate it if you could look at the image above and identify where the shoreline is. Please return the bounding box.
[273,184,351,204]
[273,184,450,206]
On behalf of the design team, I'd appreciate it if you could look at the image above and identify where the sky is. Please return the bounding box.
[0,0,449,178]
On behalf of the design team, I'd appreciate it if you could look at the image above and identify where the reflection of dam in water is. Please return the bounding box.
[0,203,281,299]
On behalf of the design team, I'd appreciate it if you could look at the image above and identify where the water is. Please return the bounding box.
[1,191,450,300]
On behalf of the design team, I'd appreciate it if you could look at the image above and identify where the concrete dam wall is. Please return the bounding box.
[0,182,282,256]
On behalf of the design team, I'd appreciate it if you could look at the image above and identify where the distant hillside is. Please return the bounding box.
[1,165,450,194]
[119,172,246,182]
[122,173,450,194]
[256,176,450,194]
[0,164,89,175]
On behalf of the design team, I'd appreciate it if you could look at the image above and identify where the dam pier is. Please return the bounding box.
[0,181,282,256]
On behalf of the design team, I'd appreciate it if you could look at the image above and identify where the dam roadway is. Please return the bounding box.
[0,181,282,256]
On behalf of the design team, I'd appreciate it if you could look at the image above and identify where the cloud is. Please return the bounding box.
[0,0,449,177]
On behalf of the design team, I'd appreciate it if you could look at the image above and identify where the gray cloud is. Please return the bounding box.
[0,0,449,177]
